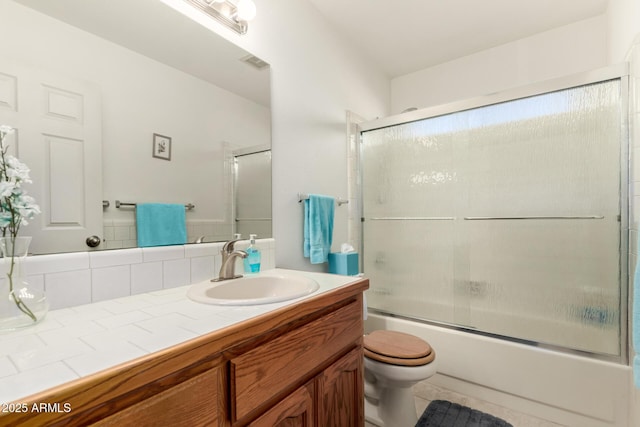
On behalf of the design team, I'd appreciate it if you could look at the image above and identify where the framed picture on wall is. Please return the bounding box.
[152,133,172,161]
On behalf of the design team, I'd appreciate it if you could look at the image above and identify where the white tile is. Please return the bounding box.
[0,334,44,358]
[105,296,155,313]
[113,225,131,241]
[142,245,185,262]
[163,258,190,288]
[133,327,197,353]
[64,343,147,377]
[25,252,90,275]
[0,316,64,339]
[133,286,189,306]
[142,299,225,319]
[79,325,153,351]
[10,337,93,371]
[36,321,106,345]
[185,242,223,258]
[94,310,152,329]
[190,256,216,284]
[134,313,193,333]
[0,356,17,378]
[89,248,143,268]
[69,304,119,321]
[178,314,238,335]
[91,266,131,302]
[103,226,115,241]
[0,362,78,403]
[43,270,92,310]
[131,261,163,294]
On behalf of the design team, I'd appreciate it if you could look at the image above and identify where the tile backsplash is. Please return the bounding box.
[102,219,234,250]
[18,239,275,310]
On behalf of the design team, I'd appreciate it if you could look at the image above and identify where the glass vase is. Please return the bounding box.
[0,236,48,331]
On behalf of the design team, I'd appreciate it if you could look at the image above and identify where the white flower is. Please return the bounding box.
[0,124,40,235]
[0,125,14,135]
[0,181,16,198]
[5,156,32,183]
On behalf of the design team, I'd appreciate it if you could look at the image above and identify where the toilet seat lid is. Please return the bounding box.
[364,330,435,366]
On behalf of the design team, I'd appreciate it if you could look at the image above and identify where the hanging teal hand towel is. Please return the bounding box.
[136,203,187,247]
[303,194,335,264]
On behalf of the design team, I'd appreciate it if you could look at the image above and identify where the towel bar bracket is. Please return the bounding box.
[297,192,348,206]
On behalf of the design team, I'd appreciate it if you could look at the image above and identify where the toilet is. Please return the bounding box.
[364,330,437,427]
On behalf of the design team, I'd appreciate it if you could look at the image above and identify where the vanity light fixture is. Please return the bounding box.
[183,0,257,35]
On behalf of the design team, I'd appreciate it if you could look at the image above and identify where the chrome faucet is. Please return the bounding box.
[212,238,247,282]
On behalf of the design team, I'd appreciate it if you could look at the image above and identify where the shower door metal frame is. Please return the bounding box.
[359,63,630,363]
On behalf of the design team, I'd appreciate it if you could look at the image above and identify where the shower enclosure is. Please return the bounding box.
[360,65,628,360]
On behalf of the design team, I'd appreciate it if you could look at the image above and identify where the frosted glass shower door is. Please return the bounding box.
[361,78,624,356]
[361,112,466,325]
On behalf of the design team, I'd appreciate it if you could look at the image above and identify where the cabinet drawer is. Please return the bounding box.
[231,300,362,422]
[92,367,223,427]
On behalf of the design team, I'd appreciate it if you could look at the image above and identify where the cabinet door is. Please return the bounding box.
[316,346,364,427]
[248,382,314,427]
[92,367,223,427]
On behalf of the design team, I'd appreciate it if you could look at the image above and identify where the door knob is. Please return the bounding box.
[86,235,102,247]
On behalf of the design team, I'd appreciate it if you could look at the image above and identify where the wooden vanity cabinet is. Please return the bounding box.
[0,278,368,427]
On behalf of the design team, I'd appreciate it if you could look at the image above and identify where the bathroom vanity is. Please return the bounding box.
[0,270,368,426]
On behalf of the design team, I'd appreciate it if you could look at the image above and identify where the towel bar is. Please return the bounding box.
[297,193,348,206]
[463,215,604,220]
[367,217,455,221]
[115,200,195,210]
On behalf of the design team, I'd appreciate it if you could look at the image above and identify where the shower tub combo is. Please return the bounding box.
[358,64,631,427]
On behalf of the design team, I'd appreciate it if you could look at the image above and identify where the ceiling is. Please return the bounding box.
[307,0,610,77]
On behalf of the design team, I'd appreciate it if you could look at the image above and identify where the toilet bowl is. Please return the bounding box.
[364,330,437,427]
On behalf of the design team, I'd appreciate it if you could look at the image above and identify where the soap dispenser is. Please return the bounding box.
[243,234,261,274]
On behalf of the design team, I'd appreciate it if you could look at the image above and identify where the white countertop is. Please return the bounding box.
[0,268,362,404]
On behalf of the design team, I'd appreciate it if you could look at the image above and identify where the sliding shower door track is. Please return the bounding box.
[366,308,624,364]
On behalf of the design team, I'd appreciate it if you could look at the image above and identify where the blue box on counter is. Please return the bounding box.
[328,252,359,276]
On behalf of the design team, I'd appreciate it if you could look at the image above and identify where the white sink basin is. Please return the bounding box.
[187,273,320,306]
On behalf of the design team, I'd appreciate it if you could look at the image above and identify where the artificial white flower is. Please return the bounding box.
[0,124,40,236]
[5,156,32,183]
[0,125,14,135]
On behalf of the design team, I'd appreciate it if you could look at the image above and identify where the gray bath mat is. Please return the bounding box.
[416,400,513,427]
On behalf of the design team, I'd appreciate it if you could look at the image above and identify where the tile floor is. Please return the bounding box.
[365,380,565,427]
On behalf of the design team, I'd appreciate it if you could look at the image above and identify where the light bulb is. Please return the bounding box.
[236,0,256,21]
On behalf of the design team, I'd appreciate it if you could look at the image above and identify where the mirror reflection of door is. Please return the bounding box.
[234,149,272,239]
[0,61,103,254]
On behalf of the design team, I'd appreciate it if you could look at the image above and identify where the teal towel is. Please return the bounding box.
[136,203,187,247]
[303,194,335,264]
[634,236,640,387]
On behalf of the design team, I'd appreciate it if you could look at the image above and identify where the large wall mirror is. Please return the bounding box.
[0,0,271,255]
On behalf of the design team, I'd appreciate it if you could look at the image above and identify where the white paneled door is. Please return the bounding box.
[0,60,103,254]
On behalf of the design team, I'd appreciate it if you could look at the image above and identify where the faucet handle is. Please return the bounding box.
[222,238,242,253]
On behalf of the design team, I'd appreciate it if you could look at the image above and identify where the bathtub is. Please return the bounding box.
[365,311,630,427]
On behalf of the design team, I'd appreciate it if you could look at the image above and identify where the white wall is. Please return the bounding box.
[608,0,640,63]
[391,15,608,114]
[159,0,390,271]
[246,0,389,271]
